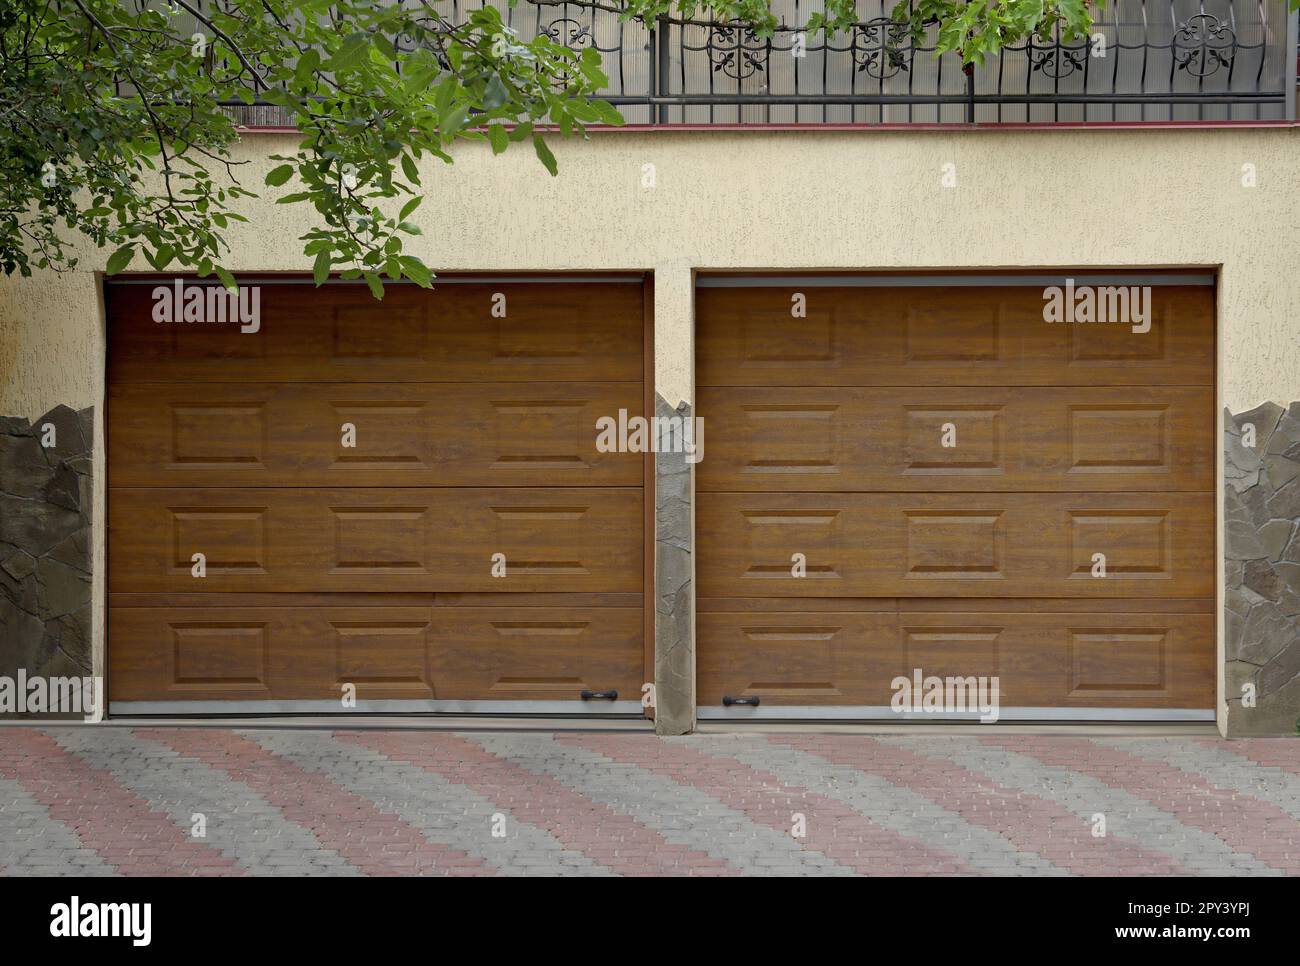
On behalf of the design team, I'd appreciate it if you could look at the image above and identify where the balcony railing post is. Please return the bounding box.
[656,16,671,124]
[964,62,975,123]
[1288,5,1298,121]
[647,16,657,122]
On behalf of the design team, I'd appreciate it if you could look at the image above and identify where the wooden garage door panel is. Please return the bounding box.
[107,282,643,384]
[698,491,1213,597]
[110,382,642,487]
[698,385,1213,492]
[697,286,1214,387]
[426,608,642,700]
[109,487,642,593]
[109,604,642,702]
[697,610,1213,708]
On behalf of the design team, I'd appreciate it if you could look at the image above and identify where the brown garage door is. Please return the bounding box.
[696,276,1216,719]
[107,276,648,713]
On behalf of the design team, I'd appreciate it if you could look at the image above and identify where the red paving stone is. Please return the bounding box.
[775,734,1192,876]
[988,736,1300,874]
[342,731,740,876]
[4,728,1297,877]
[148,729,496,877]
[1207,738,1300,778]
[563,733,973,875]
[0,728,241,876]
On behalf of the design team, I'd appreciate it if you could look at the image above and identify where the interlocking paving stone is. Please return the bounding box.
[0,775,115,877]
[916,736,1276,876]
[1,727,1296,877]
[51,728,361,877]
[266,730,610,877]
[706,735,1065,875]
[469,732,815,875]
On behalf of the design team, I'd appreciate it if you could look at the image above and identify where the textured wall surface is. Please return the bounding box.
[0,406,94,718]
[3,129,1299,413]
[1224,403,1300,736]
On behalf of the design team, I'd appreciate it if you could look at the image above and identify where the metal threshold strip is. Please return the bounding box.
[697,273,1215,288]
[109,700,645,716]
[696,706,1216,722]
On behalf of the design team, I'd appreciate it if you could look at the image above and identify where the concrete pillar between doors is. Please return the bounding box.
[653,264,695,736]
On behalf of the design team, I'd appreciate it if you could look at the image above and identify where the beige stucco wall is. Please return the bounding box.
[3,127,1298,731]
[4,128,1300,412]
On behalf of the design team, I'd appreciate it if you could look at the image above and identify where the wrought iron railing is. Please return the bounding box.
[198,0,1300,124]
[502,0,1299,123]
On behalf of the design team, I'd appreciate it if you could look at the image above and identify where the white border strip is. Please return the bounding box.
[110,699,645,716]
[697,274,1215,288]
[697,705,1216,722]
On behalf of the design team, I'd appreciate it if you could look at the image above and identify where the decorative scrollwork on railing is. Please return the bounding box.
[1030,44,1089,78]
[851,18,913,78]
[705,27,770,80]
[543,17,593,50]
[1173,13,1236,77]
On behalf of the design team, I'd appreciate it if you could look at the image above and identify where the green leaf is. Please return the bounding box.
[312,249,331,286]
[434,79,455,116]
[265,164,295,187]
[532,134,558,176]
[329,34,371,73]
[294,48,321,86]
[483,74,509,110]
[215,266,238,293]
[398,256,433,288]
[400,153,420,186]
[105,245,135,276]
[441,105,470,139]
[147,244,175,270]
[592,100,625,126]
[487,124,509,155]
[364,272,385,300]
[399,195,423,221]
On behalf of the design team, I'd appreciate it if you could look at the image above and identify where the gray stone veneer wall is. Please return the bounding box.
[0,406,94,717]
[1225,403,1300,736]
[654,394,694,735]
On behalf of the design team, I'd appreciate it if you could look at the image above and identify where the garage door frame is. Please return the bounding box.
[104,272,655,718]
[694,269,1219,723]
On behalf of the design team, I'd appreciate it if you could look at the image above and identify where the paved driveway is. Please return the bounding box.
[1,728,1298,876]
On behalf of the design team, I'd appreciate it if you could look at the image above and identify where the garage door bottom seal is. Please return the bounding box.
[109,700,645,716]
[697,706,1215,722]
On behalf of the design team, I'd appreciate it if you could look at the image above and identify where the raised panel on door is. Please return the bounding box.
[698,608,1213,708]
[108,603,642,702]
[696,285,1214,387]
[426,607,642,700]
[107,281,644,384]
[110,382,643,487]
[696,612,898,706]
[697,491,1214,598]
[108,487,642,593]
[697,385,1214,492]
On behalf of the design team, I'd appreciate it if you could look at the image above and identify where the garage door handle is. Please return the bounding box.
[723,695,760,707]
[580,689,619,701]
